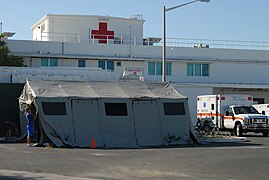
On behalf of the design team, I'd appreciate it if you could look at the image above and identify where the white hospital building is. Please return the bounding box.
[3,14,269,122]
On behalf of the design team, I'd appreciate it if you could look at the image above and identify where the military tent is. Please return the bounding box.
[19,79,195,148]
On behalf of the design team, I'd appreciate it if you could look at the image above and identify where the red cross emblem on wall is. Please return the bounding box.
[91,22,114,44]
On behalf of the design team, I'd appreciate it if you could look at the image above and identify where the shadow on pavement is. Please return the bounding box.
[0,135,267,150]
[0,175,35,180]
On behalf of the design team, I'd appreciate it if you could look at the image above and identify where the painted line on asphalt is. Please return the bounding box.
[215,146,269,150]
[0,169,99,180]
[90,153,118,156]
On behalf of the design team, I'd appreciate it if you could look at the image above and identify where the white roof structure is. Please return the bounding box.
[24,80,185,99]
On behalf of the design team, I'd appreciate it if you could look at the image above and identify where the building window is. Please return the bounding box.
[105,103,128,116]
[50,58,57,67]
[166,63,172,76]
[195,64,201,76]
[156,62,162,75]
[148,62,171,76]
[202,64,209,76]
[41,58,58,67]
[78,59,86,67]
[148,62,155,75]
[98,60,106,69]
[107,61,114,70]
[41,58,49,67]
[116,62,122,66]
[187,63,193,76]
[98,60,114,70]
[187,63,209,77]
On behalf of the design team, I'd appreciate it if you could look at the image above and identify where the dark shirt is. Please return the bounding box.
[26,113,34,126]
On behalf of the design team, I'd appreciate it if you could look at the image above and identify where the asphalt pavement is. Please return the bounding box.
[0,133,269,180]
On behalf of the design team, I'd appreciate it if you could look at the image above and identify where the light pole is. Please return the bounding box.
[162,0,210,82]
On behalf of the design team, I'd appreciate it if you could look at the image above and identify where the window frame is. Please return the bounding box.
[202,64,209,76]
[148,62,155,75]
[104,103,128,116]
[41,58,49,67]
[98,60,114,71]
[49,58,58,67]
[107,60,115,71]
[163,102,186,116]
[187,63,209,77]
[194,64,201,76]
[41,58,58,67]
[148,62,172,76]
[42,102,67,115]
[78,59,86,67]
[187,63,193,76]
[98,60,106,70]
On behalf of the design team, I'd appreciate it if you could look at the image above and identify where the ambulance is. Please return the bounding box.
[197,94,269,137]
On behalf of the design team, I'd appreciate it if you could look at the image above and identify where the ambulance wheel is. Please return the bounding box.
[263,132,269,137]
[234,123,243,137]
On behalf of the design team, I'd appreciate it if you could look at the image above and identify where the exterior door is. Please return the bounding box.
[72,99,103,147]
[132,100,163,146]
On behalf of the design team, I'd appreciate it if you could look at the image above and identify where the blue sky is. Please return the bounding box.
[1,0,269,42]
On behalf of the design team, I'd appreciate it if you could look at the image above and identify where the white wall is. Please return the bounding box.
[32,15,144,44]
[7,40,62,54]
[86,60,98,68]
[62,59,77,67]
[7,39,269,85]
[173,84,213,124]
[209,62,269,84]
[214,88,269,104]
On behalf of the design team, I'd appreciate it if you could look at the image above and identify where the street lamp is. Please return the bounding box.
[0,22,2,34]
[162,0,210,82]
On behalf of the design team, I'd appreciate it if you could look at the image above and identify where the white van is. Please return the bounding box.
[197,94,269,137]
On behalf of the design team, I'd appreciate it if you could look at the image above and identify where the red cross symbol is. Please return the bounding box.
[91,22,114,44]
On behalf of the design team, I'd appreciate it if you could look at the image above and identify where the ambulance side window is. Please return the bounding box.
[211,104,214,110]
[227,107,234,116]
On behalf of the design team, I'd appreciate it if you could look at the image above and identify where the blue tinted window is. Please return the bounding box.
[166,62,171,76]
[41,58,49,67]
[98,60,105,69]
[107,61,114,70]
[202,64,209,76]
[195,64,201,76]
[156,62,162,75]
[148,62,155,75]
[187,63,193,76]
[78,60,86,67]
[50,58,57,67]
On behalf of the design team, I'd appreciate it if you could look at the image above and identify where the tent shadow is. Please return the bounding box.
[0,174,45,180]
[0,136,265,149]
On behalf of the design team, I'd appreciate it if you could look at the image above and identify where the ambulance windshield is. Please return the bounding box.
[234,106,260,114]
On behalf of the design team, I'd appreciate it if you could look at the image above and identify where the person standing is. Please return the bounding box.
[4,121,19,141]
[25,107,35,147]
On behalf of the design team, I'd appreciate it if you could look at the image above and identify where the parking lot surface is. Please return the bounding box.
[0,134,269,180]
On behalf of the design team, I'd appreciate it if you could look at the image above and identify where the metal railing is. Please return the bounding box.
[38,32,269,51]
[164,38,269,51]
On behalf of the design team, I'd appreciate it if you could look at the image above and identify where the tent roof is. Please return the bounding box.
[26,80,186,99]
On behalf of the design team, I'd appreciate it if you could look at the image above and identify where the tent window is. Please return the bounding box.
[105,103,128,116]
[163,103,185,116]
[42,102,66,115]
